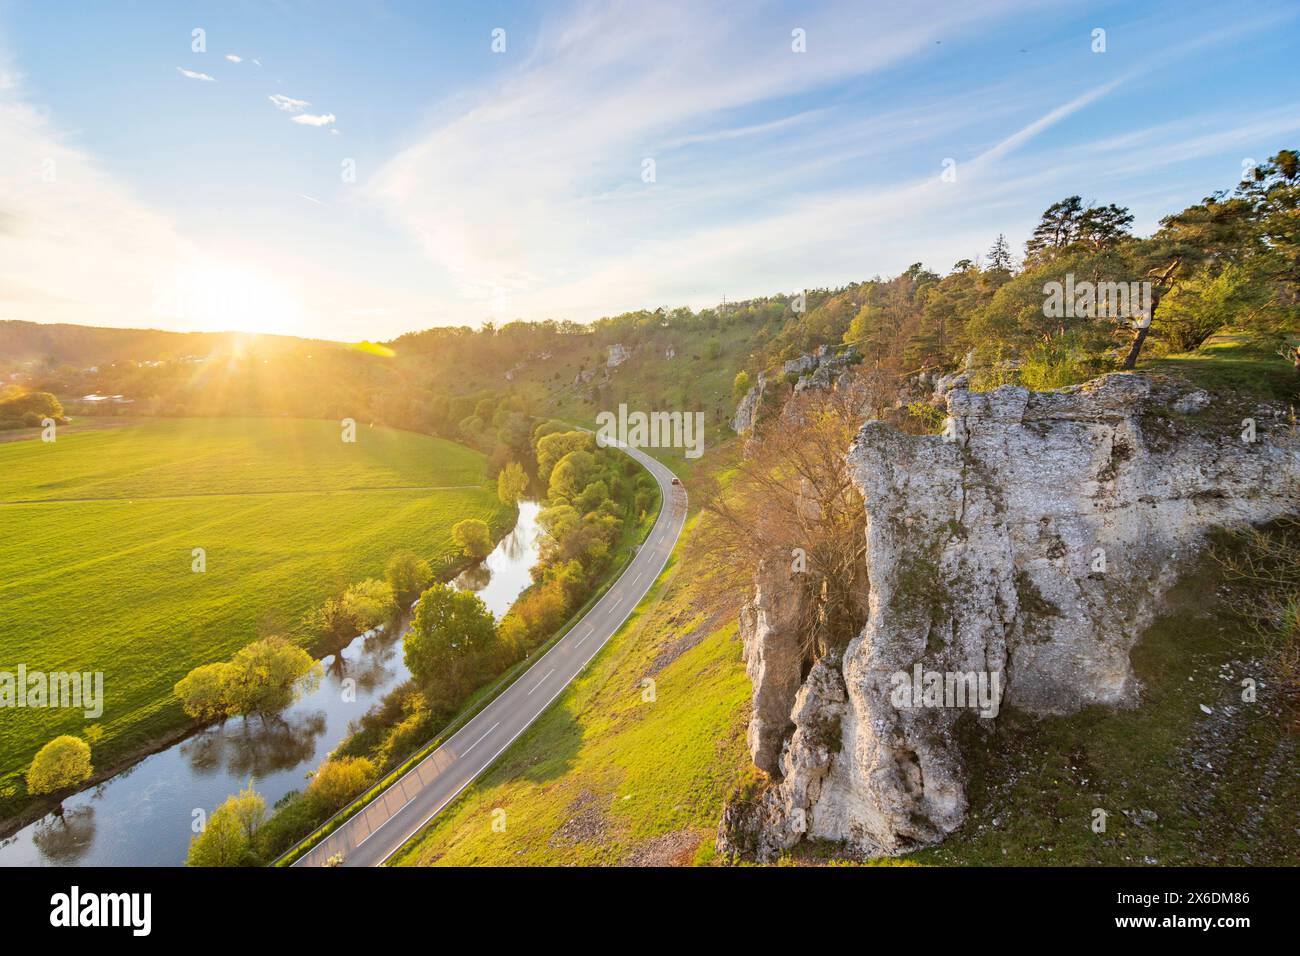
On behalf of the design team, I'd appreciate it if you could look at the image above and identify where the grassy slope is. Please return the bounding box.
[392,514,753,866]
[517,325,759,458]
[1144,331,1299,403]
[0,418,505,800]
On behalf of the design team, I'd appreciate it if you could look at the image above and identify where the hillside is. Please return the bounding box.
[390,338,1299,867]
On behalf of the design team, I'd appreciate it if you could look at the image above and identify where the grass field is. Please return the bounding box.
[0,417,506,806]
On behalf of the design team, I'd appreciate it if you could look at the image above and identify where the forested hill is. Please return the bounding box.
[4,147,1296,452]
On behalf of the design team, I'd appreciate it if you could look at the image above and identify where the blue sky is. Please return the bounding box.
[1,0,1297,341]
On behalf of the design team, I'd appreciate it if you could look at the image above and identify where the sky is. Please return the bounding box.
[0,0,1297,342]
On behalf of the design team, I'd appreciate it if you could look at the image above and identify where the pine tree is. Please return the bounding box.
[987,234,1013,271]
[1024,196,1085,261]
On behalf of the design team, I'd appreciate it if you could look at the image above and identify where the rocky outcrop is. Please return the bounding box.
[739,559,811,774]
[731,371,769,434]
[793,345,857,395]
[732,346,859,434]
[607,343,632,368]
[721,372,1300,861]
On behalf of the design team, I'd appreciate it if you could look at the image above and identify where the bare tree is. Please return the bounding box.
[692,375,884,664]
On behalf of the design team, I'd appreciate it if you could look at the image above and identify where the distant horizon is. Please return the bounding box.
[3,0,1299,341]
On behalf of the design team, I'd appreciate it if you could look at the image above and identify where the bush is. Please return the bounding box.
[451,518,493,558]
[26,735,92,796]
[497,461,529,504]
[306,597,360,655]
[174,636,320,722]
[186,782,265,867]
[174,663,233,721]
[0,390,63,422]
[342,578,397,631]
[904,401,946,435]
[386,550,433,607]
[307,756,377,812]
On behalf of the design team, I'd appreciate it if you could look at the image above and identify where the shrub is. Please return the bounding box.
[307,756,376,812]
[174,662,234,721]
[452,518,493,558]
[174,636,320,722]
[497,461,528,504]
[186,782,265,867]
[26,735,92,796]
[386,550,433,607]
[0,390,63,422]
[342,578,397,631]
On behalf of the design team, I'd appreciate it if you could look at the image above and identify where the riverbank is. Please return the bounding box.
[0,502,524,864]
[275,490,661,865]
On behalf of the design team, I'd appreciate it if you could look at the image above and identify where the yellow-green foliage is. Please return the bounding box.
[186,781,266,867]
[0,417,505,802]
[25,735,92,795]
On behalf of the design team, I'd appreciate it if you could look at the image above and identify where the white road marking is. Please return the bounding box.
[460,721,501,757]
[527,668,556,695]
[354,717,502,849]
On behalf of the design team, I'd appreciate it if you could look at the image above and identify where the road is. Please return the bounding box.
[292,441,686,867]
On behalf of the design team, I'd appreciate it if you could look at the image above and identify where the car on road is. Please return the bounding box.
[671,477,681,486]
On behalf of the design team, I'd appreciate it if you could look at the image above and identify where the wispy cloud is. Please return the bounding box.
[366,0,1042,316]
[225,54,242,63]
[1,68,200,325]
[291,112,335,127]
[365,0,1293,323]
[176,67,216,82]
[268,93,310,112]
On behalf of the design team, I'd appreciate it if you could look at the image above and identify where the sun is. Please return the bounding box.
[153,260,305,336]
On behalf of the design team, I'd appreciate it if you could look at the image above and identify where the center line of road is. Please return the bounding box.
[527,668,556,695]
[460,721,501,757]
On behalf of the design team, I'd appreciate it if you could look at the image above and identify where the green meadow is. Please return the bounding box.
[0,417,506,803]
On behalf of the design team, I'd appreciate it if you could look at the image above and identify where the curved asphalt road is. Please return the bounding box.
[293,441,686,867]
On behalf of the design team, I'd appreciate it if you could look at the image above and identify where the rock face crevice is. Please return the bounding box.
[721,373,1300,861]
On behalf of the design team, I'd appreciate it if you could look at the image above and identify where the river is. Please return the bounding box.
[0,501,542,867]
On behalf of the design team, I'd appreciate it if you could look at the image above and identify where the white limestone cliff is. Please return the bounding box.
[721,372,1300,860]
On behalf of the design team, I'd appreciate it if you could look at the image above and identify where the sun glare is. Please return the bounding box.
[153,261,305,336]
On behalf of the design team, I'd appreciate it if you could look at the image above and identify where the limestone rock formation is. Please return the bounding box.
[721,372,1300,861]
[739,559,810,775]
[607,343,631,368]
[732,346,859,434]
[731,371,769,434]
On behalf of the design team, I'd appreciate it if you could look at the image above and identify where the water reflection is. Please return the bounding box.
[0,501,543,867]
[454,501,542,619]
[181,711,330,780]
[31,807,96,865]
